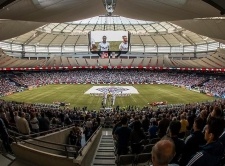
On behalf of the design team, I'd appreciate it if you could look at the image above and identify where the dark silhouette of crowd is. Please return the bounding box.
[112,99,225,166]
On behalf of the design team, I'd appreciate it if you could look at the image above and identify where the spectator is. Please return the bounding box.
[179,114,189,138]
[17,112,30,135]
[158,114,170,138]
[130,120,146,154]
[38,113,50,132]
[151,139,176,166]
[187,117,225,166]
[180,117,206,165]
[149,120,158,139]
[168,121,185,164]
[0,118,13,153]
[14,111,20,129]
[30,112,39,133]
[114,117,131,156]
[142,116,150,132]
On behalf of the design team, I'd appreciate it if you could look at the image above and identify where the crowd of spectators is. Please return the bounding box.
[0,70,224,98]
[112,99,225,166]
[202,78,225,97]
[11,70,206,87]
[0,77,19,96]
[0,96,225,165]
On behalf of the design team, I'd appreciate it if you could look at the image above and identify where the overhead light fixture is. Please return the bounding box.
[102,0,117,16]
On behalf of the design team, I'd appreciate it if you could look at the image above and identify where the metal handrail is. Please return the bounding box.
[11,119,85,141]
[11,122,101,158]
[21,140,77,158]
[31,138,79,148]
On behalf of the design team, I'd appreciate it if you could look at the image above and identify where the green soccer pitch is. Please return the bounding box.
[1,84,215,110]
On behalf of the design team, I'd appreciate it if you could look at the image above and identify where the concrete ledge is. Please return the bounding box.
[11,143,77,166]
[12,126,102,166]
[74,127,102,166]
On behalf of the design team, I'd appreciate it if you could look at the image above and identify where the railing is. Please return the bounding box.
[11,123,102,158]
[19,138,79,158]
[77,125,101,156]
[9,120,85,139]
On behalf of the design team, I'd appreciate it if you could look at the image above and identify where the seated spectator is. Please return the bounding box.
[114,117,131,156]
[168,121,185,164]
[180,117,206,165]
[187,117,225,166]
[17,112,30,135]
[151,138,176,166]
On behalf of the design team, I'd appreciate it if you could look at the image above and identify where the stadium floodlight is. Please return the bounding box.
[102,0,117,16]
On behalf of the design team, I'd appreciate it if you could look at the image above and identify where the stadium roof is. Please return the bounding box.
[0,0,225,55]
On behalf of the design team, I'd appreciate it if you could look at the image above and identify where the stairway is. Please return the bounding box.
[0,153,16,166]
[92,129,116,166]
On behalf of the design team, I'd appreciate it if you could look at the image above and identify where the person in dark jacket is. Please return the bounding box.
[0,118,12,153]
[130,120,146,154]
[114,117,132,156]
[168,120,185,165]
[180,117,206,166]
[187,117,225,166]
[158,114,170,138]
[38,113,50,132]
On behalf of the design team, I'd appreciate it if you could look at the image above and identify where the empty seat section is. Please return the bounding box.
[149,57,157,66]
[173,60,192,68]
[110,59,121,67]
[163,58,174,67]
[184,60,200,68]
[121,59,133,66]
[45,57,55,67]
[142,58,151,66]
[193,59,212,68]
[157,57,164,67]
[61,57,70,67]
[86,59,98,66]
[0,56,12,66]
[10,59,27,67]
[67,58,78,66]
[207,56,225,67]
[76,58,87,66]
[98,59,109,66]
[213,54,225,64]
[132,58,143,67]
[54,57,62,67]
[200,58,220,68]
[2,58,18,67]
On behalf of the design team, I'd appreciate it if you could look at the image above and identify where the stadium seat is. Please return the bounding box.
[117,154,136,166]
[135,153,152,166]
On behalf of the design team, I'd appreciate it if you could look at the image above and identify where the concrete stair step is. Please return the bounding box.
[96,152,115,156]
[93,159,116,165]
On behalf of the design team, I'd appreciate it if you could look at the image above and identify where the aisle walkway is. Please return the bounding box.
[92,129,116,166]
